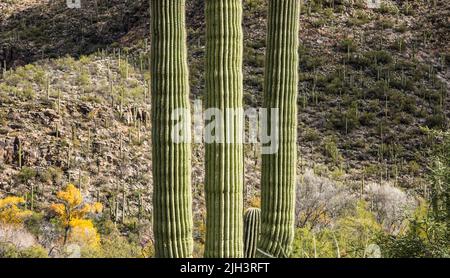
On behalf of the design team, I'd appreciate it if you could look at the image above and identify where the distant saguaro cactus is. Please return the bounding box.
[244,208,261,258]
[204,0,244,258]
[150,0,193,258]
[257,0,301,258]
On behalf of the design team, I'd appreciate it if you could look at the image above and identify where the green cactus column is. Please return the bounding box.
[257,0,301,258]
[204,0,244,258]
[244,208,261,258]
[150,0,193,258]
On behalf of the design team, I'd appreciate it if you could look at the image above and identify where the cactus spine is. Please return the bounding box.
[150,0,193,258]
[244,208,261,258]
[257,0,300,258]
[204,0,244,258]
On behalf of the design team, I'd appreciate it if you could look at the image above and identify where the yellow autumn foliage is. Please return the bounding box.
[51,184,103,249]
[56,183,83,207]
[69,219,101,248]
[0,196,32,225]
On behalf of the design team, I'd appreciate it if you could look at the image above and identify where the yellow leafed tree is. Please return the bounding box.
[0,196,32,225]
[51,184,102,248]
[69,219,101,249]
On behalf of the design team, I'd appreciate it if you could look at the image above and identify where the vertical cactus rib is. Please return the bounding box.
[257,0,300,258]
[205,0,244,258]
[244,208,261,258]
[150,0,193,258]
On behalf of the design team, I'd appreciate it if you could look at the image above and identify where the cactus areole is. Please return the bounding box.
[257,0,301,258]
[204,0,245,258]
[150,0,193,258]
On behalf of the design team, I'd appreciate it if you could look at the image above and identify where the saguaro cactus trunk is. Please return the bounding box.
[204,0,244,258]
[150,0,193,258]
[257,0,301,258]
[244,208,261,258]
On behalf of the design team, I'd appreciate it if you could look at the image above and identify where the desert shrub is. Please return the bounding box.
[330,167,346,181]
[89,215,153,258]
[23,212,45,239]
[291,225,337,258]
[17,167,37,183]
[244,49,265,68]
[39,166,63,185]
[245,75,264,91]
[339,38,357,53]
[394,112,414,125]
[395,23,408,33]
[322,136,342,164]
[347,53,371,68]
[378,202,449,258]
[324,75,347,95]
[300,54,324,71]
[377,18,395,29]
[334,201,383,258]
[19,245,48,258]
[377,2,399,15]
[0,242,24,258]
[400,96,416,114]
[365,50,393,65]
[17,86,36,101]
[389,77,415,91]
[364,183,416,234]
[81,227,149,258]
[401,2,414,16]
[303,127,321,142]
[311,18,327,28]
[94,217,116,236]
[80,95,102,104]
[353,0,366,9]
[426,112,447,130]
[296,169,354,229]
[347,10,371,26]
[367,81,389,99]
[359,111,376,126]
[292,201,383,258]
[330,105,359,133]
[77,70,91,87]
[407,160,420,175]
[79,55,92,65]
[245,0,267,13]
[390,38,407,52]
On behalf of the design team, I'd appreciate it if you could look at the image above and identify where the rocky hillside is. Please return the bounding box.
[0,0,449,225]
